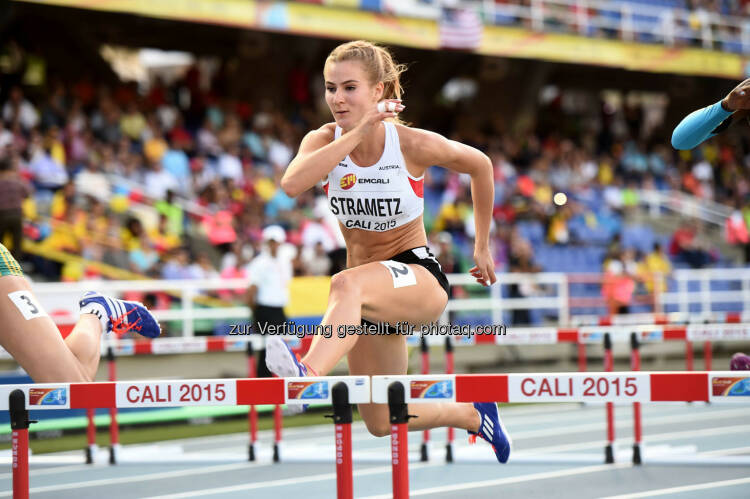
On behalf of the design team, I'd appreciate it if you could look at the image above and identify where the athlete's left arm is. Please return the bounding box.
[403,127,497,286]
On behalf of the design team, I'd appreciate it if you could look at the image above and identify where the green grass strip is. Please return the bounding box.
[0,409,360,454]
[0,403,330,435]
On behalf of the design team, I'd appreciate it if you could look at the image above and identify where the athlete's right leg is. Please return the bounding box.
[0,275,98,382]
[0,279,162,382]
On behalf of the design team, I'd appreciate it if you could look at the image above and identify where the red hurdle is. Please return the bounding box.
[9,390,32,499]
[388,382,411,499]
[419,336,429,462]
[247,341,258,461]
[630,332,642,465]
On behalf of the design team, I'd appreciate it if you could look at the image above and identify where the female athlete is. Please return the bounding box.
[265,40,510,463]
[0,242,161,382]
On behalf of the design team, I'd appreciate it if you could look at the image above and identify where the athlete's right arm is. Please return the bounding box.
[672,78,750,150]
[280,125,359,197]
[670,101,734,150]
[281,101,403,197]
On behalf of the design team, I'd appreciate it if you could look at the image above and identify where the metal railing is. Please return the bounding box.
[482,0,750,52]
[383,0,750,54]
[638,189,733,228]
[23,266,750,338]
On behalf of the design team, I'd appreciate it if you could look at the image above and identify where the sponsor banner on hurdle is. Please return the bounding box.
[116,380,238,407]
[632,326,667,342]
[110,338,135,356]
[150,338,211,355]
[709,373,750,403]
[508,373,651,403]
[578,326,665,344]
[496,327,559,345]
[105,335,264,357]
[0,384,71,410]
[285,376,370,406]
[687,323,750,341]
[372,372,738,405]
[578,326,629,343]
[371,375,456,404]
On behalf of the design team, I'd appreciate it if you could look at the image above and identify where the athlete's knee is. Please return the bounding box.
[329,270,361,299]
[362,416,391,438]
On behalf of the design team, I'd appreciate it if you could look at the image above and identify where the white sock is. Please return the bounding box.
[80,302,110,333]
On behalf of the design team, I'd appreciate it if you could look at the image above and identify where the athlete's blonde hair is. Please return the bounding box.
[325,40,406,102]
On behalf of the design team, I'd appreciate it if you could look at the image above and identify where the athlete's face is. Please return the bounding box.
[324,60,383,129]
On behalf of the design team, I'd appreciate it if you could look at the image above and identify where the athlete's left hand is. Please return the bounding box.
[470,247,497,287]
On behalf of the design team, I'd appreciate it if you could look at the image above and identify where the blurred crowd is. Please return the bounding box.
[0,53,747,297]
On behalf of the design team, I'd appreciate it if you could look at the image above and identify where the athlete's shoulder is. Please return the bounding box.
[394,124,447,161]
[298,123,336,153]
[309,123,337,142]
[394,124,443,149]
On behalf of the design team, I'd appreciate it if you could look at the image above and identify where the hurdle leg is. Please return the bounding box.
[577,340,587,372]
[328,382,353,499]
[247,341,257,461]
[685,340,694,371]
[604,333,615,464]
[630,333,642,465]
[273,404,282,462]
[85,408,96,464]
[10,389,35,499]
[703,341,712,371]
[107,346,120,465]
[445,337,454,463]
[389,382,412,499]
[420,336,429,462]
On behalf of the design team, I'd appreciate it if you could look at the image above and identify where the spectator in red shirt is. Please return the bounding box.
[670,220,713,268]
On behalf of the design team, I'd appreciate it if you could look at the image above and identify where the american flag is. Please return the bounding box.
[439,7,484,50]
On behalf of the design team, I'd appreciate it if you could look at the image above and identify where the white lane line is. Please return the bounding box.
[360,463,633,499]
[701,445,750,456]
[505,406,749,441]
[0,463,93,480]
[183,406,749,453]
[173,405,737,452]
[0,462,270,496]
[510,424,750,456]
[144,463,439,499]
[601,476,750,499]
[170,404,697,449]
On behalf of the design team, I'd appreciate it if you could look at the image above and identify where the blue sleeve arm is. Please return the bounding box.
[671,100,734,150]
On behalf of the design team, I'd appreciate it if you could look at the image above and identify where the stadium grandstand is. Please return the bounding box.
[0,1,749,497]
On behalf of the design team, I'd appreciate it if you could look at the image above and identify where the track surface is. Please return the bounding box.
[1,403,749,498]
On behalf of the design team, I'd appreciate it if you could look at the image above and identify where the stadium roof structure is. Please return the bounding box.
[13,0,746,80]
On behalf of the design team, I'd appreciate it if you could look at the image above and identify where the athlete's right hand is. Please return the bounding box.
[354,99,405,137]
[722,78,750,111]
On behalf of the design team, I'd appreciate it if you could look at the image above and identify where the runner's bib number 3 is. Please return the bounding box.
[8,291,48,320]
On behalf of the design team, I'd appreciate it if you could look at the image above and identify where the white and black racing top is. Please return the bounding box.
[323,122,424,232]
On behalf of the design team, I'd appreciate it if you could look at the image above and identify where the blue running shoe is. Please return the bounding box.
[265,336,310,415]
[79,291,161,338]
[469,402,512,463]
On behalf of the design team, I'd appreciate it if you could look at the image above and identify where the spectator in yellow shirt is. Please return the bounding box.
[643,243,672,311]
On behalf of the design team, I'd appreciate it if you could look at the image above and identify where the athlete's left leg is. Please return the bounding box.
[301,262,480,435]
[0,275,101,382]
[346,329,480,437]
[300,262,448,376]
[0,280,161,382]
